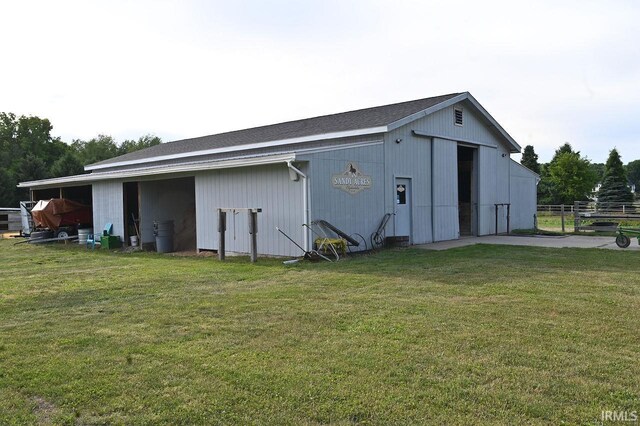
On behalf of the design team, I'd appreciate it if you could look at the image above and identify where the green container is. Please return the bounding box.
[101,235,122,249]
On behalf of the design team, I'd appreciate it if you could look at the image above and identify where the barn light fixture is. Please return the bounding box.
[501,153,507,157]
[395,138,402,144]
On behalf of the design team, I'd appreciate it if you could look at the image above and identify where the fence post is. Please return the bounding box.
[218,209,226,261]
[248,210,258,263]
[574,202,580,233]
[561,204,565,233]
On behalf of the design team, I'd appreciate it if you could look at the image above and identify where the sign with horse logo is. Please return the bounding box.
[331,162,372,195]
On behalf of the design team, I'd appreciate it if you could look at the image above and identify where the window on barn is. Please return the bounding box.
[396,185,407,205]
[454,107,463,126]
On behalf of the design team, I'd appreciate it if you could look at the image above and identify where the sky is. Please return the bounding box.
[1,0,638,164]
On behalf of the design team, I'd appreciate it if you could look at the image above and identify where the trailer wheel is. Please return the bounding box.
[616,235,631,248]
[55,229,70,239]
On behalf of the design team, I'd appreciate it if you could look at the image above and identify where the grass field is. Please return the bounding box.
[1,239,639,424]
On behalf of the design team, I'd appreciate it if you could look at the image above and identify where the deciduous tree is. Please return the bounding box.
[540,143,597,204]
[626,159,640,189]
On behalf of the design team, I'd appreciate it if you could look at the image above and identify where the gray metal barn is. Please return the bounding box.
[19,92,538,256]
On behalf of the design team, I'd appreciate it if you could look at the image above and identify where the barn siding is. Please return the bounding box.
[383,100,514,243]
[195,164,304,256]
[509,161,538,230]
[415,103,504,147]
[300,143,385,250]
[478,146,497,235]
[384,125,433,244]
[432,138,459,241]
[496,143,512,234]
[92,180,124,239]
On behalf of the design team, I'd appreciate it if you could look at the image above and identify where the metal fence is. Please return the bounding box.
[538,202,640,215]
[537,202,640,232]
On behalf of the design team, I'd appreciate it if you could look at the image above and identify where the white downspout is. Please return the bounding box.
[287,161,309,251]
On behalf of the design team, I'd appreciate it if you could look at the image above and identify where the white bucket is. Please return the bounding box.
[130,236,139,246]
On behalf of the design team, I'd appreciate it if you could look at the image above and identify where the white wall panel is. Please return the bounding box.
[478,146,497,235]
[384,126,433,244]
[510,161,538,230]
[92,180,124,239]
[195,164,304,257]
[432,138,459,241]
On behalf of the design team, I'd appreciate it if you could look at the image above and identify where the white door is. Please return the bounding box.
[395,178,411,238]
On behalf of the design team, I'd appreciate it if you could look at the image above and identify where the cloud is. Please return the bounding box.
[1,0,638,163]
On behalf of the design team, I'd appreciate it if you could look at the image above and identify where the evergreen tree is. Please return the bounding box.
[589,163,605,183]
[50,151,85,178]
[536,164,554,205]
[0,168,16,207]
[521,145,540,174]
[598,148,633,206]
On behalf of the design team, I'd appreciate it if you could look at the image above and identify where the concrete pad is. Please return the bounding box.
[416,235,640,251]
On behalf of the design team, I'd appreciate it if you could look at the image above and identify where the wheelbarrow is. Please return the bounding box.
[615,226,640,248]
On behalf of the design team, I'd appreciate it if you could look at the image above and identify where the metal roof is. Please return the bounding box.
[87,93,462,169]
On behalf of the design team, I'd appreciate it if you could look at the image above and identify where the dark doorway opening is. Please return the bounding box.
[457,146,477,236]
[32,185,92,204]
[32,188,61,201]
[138,177,197,252]
[61,185,92,205]
[123,182,140,246]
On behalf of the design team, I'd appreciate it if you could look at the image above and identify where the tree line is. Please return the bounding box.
[0,112,161,207]
[521,143,639,205]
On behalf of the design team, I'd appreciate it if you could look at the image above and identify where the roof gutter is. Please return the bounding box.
[286,160,310,252]
[19,153,297,190]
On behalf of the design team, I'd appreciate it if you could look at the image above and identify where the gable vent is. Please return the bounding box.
[454,107,463,126]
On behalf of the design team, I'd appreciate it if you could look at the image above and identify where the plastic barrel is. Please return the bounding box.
[153,220,174,253]
[78,228,93,245]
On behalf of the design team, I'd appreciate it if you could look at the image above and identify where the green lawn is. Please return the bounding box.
[1,239,639,425]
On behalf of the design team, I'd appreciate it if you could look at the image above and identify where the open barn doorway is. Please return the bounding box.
[138,177,197,252]
[123,182,140,246]
[457,145,478,236]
